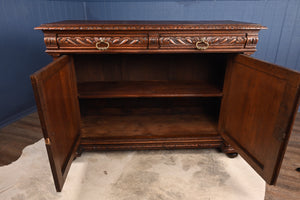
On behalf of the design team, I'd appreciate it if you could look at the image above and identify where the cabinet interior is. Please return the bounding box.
[73,53,227,140]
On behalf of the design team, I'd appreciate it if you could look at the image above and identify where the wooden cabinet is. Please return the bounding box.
[31,21,300,192]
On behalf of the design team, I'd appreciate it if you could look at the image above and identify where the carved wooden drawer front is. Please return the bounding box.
[57,34,148,50]
[159,34,247,50]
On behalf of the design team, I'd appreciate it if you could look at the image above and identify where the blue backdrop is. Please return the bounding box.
[1,0,300,127]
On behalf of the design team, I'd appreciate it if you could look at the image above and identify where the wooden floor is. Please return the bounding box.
[0,113,42,165]
[0,112,299,199]
[264,114,300,200]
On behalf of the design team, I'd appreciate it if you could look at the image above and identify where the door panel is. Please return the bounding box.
[31,55,81,192]
[219,54,300,184]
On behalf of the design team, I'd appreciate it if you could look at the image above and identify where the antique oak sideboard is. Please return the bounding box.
[31,21,300,192]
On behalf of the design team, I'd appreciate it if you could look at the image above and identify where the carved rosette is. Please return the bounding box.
[159,36,247,48]
[57,36,148,49]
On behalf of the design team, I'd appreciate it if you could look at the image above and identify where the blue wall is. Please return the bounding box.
[1,0,300,127]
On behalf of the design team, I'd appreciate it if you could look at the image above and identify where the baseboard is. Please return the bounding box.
[0,106,37,129]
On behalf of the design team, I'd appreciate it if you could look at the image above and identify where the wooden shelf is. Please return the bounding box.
[77,81,223,98]
[80,100,220,140]
[81,113,218,140]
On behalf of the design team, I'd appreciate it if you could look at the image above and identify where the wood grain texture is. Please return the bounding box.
[219,54,300,184]
[80,98,220,139]
[78,97,222,151]
[1,112,300,199]
[31,55,81,192]
[73,53,226,84]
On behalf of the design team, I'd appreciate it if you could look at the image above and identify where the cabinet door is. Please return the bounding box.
[219,54,300,184]
[31,55,81,192]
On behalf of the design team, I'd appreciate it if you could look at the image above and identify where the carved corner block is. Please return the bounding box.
[245,33,259,49]
[44,33,58,50]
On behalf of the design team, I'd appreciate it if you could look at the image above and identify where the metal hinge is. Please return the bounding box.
[45,138,51,145]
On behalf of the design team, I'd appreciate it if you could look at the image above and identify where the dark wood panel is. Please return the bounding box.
[80,97,220,140]
[73,54,226,84]
[78,81,223,98]
[81,113,218,140]
[30,55,81,192]
[219,54,300,184]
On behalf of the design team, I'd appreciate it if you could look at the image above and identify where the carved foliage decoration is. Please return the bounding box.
[57,36,148,48]
[159,36,247,48]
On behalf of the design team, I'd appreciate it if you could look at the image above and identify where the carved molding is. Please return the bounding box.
[246,36,259,48]
[57,36,148,47]
[81,142,222,151]
[37,24,266,31]
[159,36,247,47]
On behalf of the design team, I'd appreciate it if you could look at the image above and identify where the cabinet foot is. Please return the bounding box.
[226,152,238,158]
[220,141,238,158]
[75,147,83,158]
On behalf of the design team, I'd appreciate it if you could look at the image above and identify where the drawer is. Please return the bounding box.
[159,34,247,50]
[57,34,148,50]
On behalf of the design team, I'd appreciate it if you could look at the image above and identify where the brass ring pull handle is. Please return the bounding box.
[196,38,209,50]
[96,39,110,50]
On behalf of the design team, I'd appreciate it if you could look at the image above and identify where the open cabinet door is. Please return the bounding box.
[219,54,300,184]
[31,55,81,192]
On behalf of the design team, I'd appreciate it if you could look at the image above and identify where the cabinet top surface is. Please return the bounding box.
[35,20,267,31]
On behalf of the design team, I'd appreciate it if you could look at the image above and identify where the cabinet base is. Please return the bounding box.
[79,136,223,151]
[76,137,237,158]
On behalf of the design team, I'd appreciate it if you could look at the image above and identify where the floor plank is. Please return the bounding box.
[264,114,300,200]
[0,112,42,165]
[0,112,299,199]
